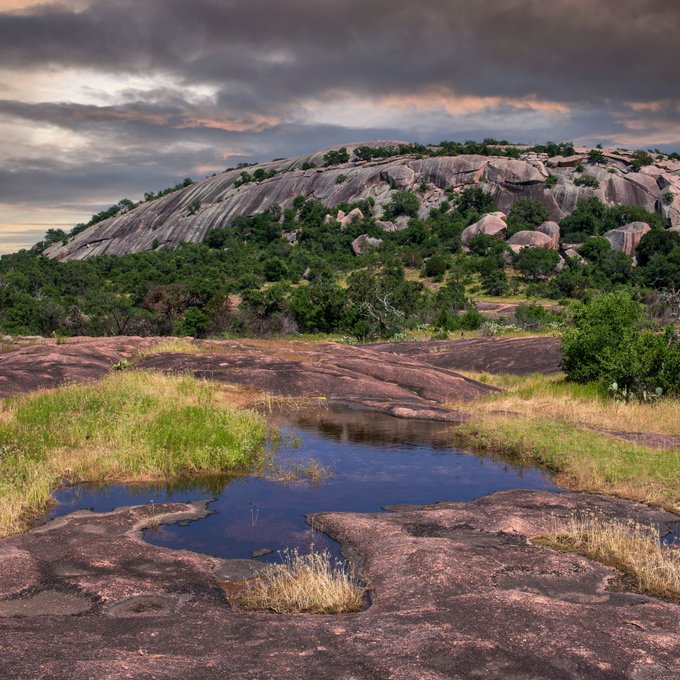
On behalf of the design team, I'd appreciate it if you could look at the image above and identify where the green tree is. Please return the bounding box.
[513,247,560,281]
[506,199,550,237]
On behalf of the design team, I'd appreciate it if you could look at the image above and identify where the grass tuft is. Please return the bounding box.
[0,371,267,537]
[536,513,680,601]
[240,547,365,614]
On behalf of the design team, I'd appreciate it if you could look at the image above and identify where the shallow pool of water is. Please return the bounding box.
[49,404,559,561]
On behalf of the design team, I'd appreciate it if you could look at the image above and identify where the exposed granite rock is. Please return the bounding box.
[604,221,652,256]
[0,490,678,679]
[537,220,561,248]
[43,143,680,261]
[507,230,556,250]
[367,335,563,375]
[351,234,383,255]
[461,213,508,247]
[0,336,509,420]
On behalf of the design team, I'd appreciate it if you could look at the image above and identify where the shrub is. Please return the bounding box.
[630,150,654,172]
[574,175,600,188]
[323,148,350,166]
[506,199,550,237]
[383,190,420,219]
[545,175,558,187]
[458,187,496,215]
[514,303,560,330]
[587,149,606,164]
[457,307,484,330]
[513,247,560,280]
[424,254,449,278]
[561,291,680,397]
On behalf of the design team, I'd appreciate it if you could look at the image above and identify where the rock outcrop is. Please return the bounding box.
[604,221,652,256]
[43,142,679,261]
[1,490,678,679]
[536,220,561,248]
[351,234,383,255]
[507,230,556,250]
[461,213,507,247]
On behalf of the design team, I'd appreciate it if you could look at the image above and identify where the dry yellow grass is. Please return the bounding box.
[240,547,365,614]
[536,513,680,601]
[451,372,680,437]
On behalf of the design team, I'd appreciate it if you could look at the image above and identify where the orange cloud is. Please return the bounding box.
[181,113,279,133]
[379,88,570,116]
[627,101,667,113]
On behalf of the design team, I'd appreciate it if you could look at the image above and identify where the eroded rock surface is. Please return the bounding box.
[0,337,511,420]
[0,491,678,679]
[0,336,157,399]
[138,339,498,421]
[368,336,563,375]
[43,143,678,261]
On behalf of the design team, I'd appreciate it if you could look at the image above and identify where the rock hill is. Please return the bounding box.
[45,142,680,261]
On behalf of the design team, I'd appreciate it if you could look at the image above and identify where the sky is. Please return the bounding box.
[1,0,679,253]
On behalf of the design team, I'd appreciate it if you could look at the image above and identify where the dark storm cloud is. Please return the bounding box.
[1,0,678,108]
[1,0,679,251]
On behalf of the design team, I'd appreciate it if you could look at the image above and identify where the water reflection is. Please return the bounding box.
[49,403,559,562]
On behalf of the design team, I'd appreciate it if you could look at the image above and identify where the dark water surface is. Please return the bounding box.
[49,404,559,562]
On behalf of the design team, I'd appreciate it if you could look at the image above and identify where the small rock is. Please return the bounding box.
[251,549,273,559]
[351,234,383,255]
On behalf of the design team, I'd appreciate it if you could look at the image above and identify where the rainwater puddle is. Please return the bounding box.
[49,404,559,562]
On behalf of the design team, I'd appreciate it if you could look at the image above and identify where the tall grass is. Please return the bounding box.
[455,416,680,510]
[537,513,680,601]
[453,371,680,436]
[0,371,267,536]
[240,547,365,614]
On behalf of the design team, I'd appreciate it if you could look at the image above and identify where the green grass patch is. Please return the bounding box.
[455,416,680,511]
[0,371,268,536]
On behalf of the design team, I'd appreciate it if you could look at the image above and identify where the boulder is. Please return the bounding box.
[484,159,547,185]
[550,154,587,168]
[338,207,365,229]
[461,214,507,247]
[536,221,560,249]
[507,230,556,250]
[604,222,651,256]
[563,247,586,265]
[376,220,399,233]
[351,234,383,255]
[487,211,508,222]
[382,165,416,189]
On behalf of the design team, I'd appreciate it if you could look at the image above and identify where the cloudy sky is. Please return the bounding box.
[1,0,679,253]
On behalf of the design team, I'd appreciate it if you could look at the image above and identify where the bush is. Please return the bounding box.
[323,148,350,166]
[561,291,680,397]
[514,304,559,330]
[457,308,484,331]
[513,247,560,280]
[574,175,600,188]
[384,190,420,219]
[458,187,495,215]
[506,199,550,237]
[424,254,449,278]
